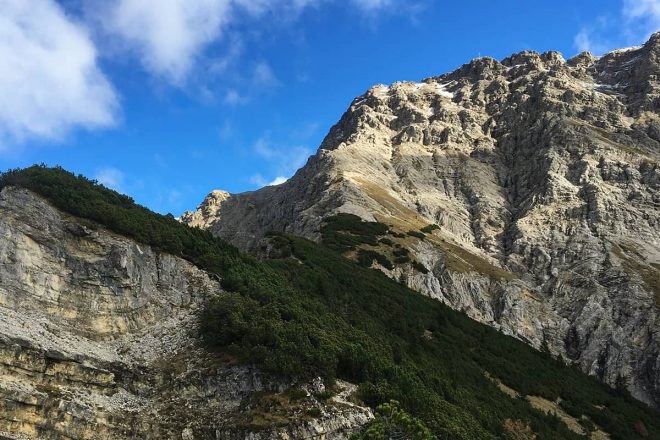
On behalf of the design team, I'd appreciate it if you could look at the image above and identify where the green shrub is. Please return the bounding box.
[393,247,410,257]
[394,255,411,264]
[412,261,429,274]
[351,400,433,440]
[357,249,394,270]
[407,230,426,240]
[314,389,336,401]
[420,224,440,234]
[306,407,322,418]
[388,231,407,238]
[321,214,389,252]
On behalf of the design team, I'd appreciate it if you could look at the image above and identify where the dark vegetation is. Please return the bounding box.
[378,237,394,246]
[351,400,433,440]
[320,213,389,252]
[420,224,440,234]
[2,165,659,439]
[407,230,426,240]
[393,247,410,258]
[357,249,394,270]
[394,255,411,264]
[412,260,430,274]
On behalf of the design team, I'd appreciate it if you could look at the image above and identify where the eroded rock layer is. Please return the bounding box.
[0,186,372,439]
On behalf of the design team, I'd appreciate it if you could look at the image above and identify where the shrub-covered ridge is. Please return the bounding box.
[1,165,659,440]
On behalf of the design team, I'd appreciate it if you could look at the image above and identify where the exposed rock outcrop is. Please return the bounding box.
[0,186,372,439]
[184,34,660,407]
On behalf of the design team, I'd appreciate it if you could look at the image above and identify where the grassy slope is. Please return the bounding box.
[1,165,658,440]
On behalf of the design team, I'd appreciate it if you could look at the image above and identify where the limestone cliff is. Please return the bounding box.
[183,34,660,407]
[0,186,372,439]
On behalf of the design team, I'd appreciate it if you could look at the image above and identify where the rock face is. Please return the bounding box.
[184,34,660,407]
[0,186,372,439]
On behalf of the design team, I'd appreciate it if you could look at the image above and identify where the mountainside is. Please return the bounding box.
[183,33,660,409]
[0,185,371,439]
[3,166,660,439]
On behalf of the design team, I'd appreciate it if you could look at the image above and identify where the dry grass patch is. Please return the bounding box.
[486,373,611,440]
[484,372,519,399]
[355,178,514,280]
[526,395,585,435]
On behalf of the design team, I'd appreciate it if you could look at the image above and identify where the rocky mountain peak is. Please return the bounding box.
[184,35,660,408]
[180,189,231,228]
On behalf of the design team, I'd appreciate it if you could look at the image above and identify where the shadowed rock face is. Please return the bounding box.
[183,34,660,407]
[0,186,372,439]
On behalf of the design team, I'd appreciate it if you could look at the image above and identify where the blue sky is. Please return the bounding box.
[1,0,658,215]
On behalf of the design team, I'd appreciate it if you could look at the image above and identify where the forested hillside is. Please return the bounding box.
[2,165,658,439]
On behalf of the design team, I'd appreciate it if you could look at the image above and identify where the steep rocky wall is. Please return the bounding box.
[183,34,660,408]
[0,186,372,439]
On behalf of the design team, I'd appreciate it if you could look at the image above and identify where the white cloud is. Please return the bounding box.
[269,176,288,185]
[0,0,117,145]
[574,1,660,55]
[104,0,232,84]
[96,0,400,87]
[0,0,425,149]
[95,167,124,190]
[98,0,323,85]
[248,173,289,188]
[623,0,660,40]
[623,0,660,22]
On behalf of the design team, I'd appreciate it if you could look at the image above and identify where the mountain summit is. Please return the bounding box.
[183,34,660,407]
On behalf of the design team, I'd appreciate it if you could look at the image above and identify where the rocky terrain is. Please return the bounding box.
[0,186,372,439]
[183,33,660,408]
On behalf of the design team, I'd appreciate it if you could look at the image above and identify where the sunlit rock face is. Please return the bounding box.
[0,186,372,439]
[185,34,660,407]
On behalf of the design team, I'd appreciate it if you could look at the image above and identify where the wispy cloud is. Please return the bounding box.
[0,0,117,146]
[351,0,393,12]
[349,0,426,27]
[573,18,611,53]
[219,60,280,105]
[95,0,407,88]
[94,0,319,86]
[95,167,125,190]
[622,0,660,40]
[223,89,248,105]
[254,136,310,167]
[220,61,280,105]
[250,135,311,188]
[252,61,280,89]
[249,173,268,186]
[217,119,235,139]
[573,0,660,55]
[101,0,232,85]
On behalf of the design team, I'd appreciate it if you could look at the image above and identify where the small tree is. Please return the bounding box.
[351,400,434,440]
